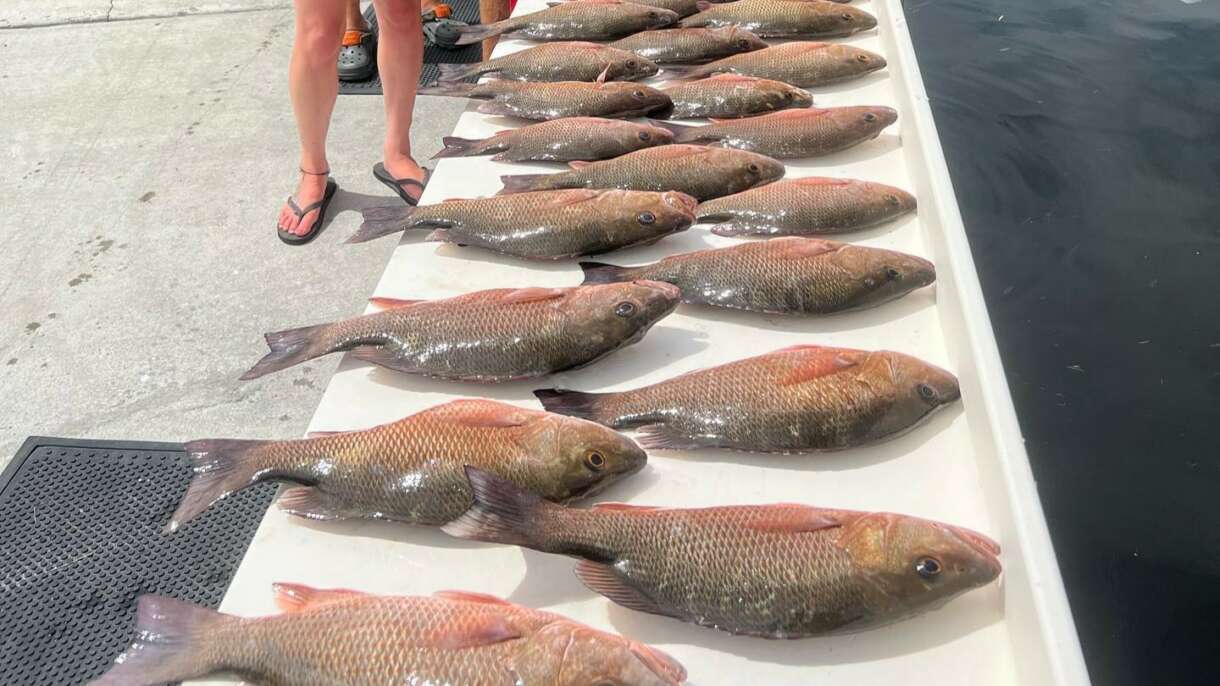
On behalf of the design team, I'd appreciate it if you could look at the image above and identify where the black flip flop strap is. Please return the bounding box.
[286,195,327,220]
[388,168,432,190]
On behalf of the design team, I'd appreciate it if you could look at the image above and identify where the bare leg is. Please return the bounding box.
[372,0,427,202]
[278,0,345,236]
[480,0,510,60]
[344,0,368,31]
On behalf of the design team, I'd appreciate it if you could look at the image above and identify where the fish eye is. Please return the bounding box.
[783,91,793,99]
[615,301,637,317]
[747,163,760,173]
[638,131,651,141]
[627,59,638,68]
[737,38,750,49]
[885,193,901,206]
[917,383,938,402]
[584,450,607,471]
[856,53,871,62]
[885,266,901,280]
[633,89,647,98]
[841,12,854,21]
[863,112,878,123]
[638,211,657,224]
[916,556,942,578]
[647,10,658,17]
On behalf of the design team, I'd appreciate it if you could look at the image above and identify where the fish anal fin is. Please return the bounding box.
[272,582,370,613]
[575,561,675,618]
[277,486,353,521]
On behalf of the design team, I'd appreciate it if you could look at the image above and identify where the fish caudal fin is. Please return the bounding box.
[240,323,332,380]
[89,595,229,686]
[432,135,490,159]
[498,173,553,194]
[349,206,417,244]
[441,466,552,549]
[532,388,614,424]
[579,261,633,285]
[452,21,510,45]
[166,439,271,533]
[436,62,487,82]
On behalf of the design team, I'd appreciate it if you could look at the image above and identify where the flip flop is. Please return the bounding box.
[277,178,338,245]
[373,162,432,206]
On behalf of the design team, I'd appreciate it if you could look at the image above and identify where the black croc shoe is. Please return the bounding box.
[338,29,377,82]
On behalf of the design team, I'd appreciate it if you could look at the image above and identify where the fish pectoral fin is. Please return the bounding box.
[272,582,371,613]
[428,614,525,650]
[745,504,846,534]
[277,487,355,521]
[635,423,708,450]
[501,287,569,304]
[774,345,867,386]
[433,590,514,606]
[575,561,677,619]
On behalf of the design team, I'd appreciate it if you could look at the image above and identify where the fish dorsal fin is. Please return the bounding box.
[273,583,369,613]
[745,504,845,534]
[774,345,864,385]
[501,287,568,304]
[568,160,595,170]
[369,296,425,311]
[434,590,515,606]
[432,398,540,428]
[592,502,665,512]
[305,430,348,439]
[769,237,842,259]
[575,560,678,618]
[793,176,854,187]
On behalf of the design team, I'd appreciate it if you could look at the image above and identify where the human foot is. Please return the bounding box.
[277,171,330,237]
[375,157,430,205]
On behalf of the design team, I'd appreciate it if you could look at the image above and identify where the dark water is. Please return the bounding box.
[904,1,1220,683]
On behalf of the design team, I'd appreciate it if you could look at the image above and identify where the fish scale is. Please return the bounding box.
[674,41,887,87]
[679,0,877,38]
[581,238,936,314]
[660,74,813,119]
[696,177,919,235]
[658,106,897,159]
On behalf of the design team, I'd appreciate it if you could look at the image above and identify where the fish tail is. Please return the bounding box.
[579,261,633,285]
[533,388,617,425]
[418,82,480,98]
[88,595,231,685]
[452,20,512,45]
[647,119,699,143]
[166,439,273,533]
[349,206,417,243]
[442,466,558,549]
[498,173,554,194]
[436,62,487,83]
[240,322,334,380]
[432,135,492,159]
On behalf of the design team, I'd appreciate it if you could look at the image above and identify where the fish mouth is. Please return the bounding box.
[947,524,1002,579]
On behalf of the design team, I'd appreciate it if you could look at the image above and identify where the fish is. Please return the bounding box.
[678,0,877,38]
[351,189,697,260]
[436,42,659,83]
[444,468,1002,638]
[650,106,897,159]
[453,0,679,44]
[666,41,886,87]
[432,117,674,162]
[163,398,648,532]
[659,73,813,119]
[419,80,672,121]
[558,0,705,17]
[92,585,686,685]
[239,282,682,383]
[579,237,935,315]
[609,27,767,64]
[499,144,785,201]
[533,344,961,452]
[696,177,918,236]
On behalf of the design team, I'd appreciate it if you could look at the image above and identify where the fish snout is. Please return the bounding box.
[663,191,699,219]
[872,106,899,129]
[791,88,815,108]
[947,524,1002,582]
[650,8,680,27]
[634,279,683,306]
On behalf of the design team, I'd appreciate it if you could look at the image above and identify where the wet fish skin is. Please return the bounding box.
[580,237,935,314]
[419,80,672,121]
[445,469,1002,639]
[351,189,697,259]
[456,0,680,44]
[659,73,813,119]
[534,344,961,452]
[499,144,786,201]
[679,0,877,38]
[92,586,685,685]
[619,0,703,17]
[164,398,649,532]
[240,281,682,382]
[670,41,886,88]
[653,106,897,159]
[696,177,918,236]
[437,42,659,83]
[432,117,674,162]
[610,27,767,64]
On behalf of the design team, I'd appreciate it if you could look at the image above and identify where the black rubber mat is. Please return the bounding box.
[0,437,276,686]
[339,2,484,94]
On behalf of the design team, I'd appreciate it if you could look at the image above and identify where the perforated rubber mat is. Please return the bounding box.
[339,1,484,94]
[0,437,276,686]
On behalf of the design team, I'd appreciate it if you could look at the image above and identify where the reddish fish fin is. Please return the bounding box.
[305,430,345,439]
[592,502,665,512]
[272,583,369,613]
[369,296,424,311]
[430,615,523,650]
[575,561,678,618]
[277,486,354,521]
[434,590,515,606]
[568,160,594,170]
[769,237,842,259]
[793,176,855,186]
[502,287,568,304]
[695,0,712,9]
[430,398,539,428]
[595,63,611,84]
[89,596,229,686]
[775,346,863,386]
[746,504,845,534]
